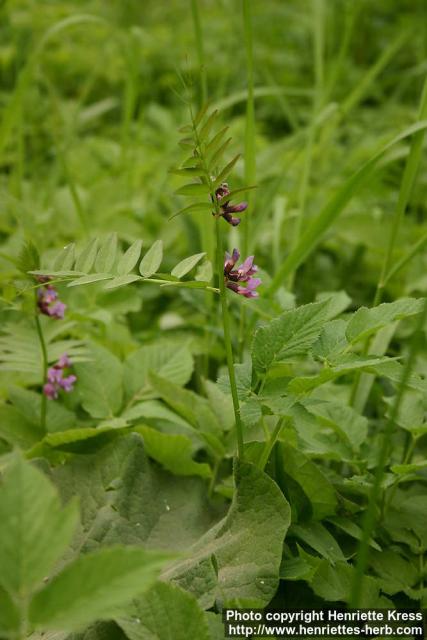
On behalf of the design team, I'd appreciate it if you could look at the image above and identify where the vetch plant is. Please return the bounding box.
[43,354,77,400]
[172,104,259,459]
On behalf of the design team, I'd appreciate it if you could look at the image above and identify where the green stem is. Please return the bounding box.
[239,0,256,360]
[34,304,48,431]
[375,76,427,306]
[191,0,207,104]
[350,76,427,406]
[216,218,244,459]
[349,297,427,607]
[258,417,286,471]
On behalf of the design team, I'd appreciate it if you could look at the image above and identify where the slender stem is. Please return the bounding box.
[375,76,427,306]
[258,417,286,471]
[350,77,427,406]
[34,301,48,431]
[191,0,207,104]
[239,0,256,360]
[216,218,244,459]
[349,297,427,607]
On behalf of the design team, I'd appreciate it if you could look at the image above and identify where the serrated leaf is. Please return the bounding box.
[29,546,173,631]
[124,342,193,402]
[117,240,143,275]
[75,238,98,273]
[136,426,211,478]
[117,582,211,640]
[95,233,118,273]
[252,299,332,373]
[171,252,206,278]
[175,183,209,197]
[104,275,141,290]
[0,455,79,596]
[53,244,76,271]
[346,297,425,343]
[139,240,163,277]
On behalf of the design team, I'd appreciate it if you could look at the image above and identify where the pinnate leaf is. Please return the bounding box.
[139,240,163,277]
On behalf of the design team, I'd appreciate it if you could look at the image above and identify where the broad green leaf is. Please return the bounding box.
[74,344,123,419]
[311,319,348,361]
[136,426,211,478]
[67,273,112,287]
[53,243,75,271]
[0,405,42,448]
[310,560,389,607]
[0,586,20,637]
[369,549,418,595]
[75,238,98,273]
[171,253,206,278]
[327,517,381,551]
[29,546,173,631]
[27,426,130,457]
[95,234,118,273]
[117,240,143,275]
[252,299,333,373]
[279,442,337,519]
[104,275,141,290]
[117,582,211,640]
[9,386,75,433]
[306,401,368,452]
[346,297,425,343]
[148,373,224,457]
[288,355,393,394]
[0,455,79,596]
[290,522,345,564]
[175,183,209,197]
[124,342,193,403]
[139,241,163,277]
[391,460,427,475]
[49,434,221,554]
[167,461,291,608]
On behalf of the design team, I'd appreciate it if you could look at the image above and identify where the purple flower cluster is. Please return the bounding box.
[215,183,247,227]
[224,249,261,298]
[36,277,66,319]
[43,354,77,400]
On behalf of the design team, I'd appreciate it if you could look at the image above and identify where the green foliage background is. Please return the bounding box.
[0,0,427,637]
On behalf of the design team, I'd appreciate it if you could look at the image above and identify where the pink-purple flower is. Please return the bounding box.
[36,277,66,319]
[43,354,77,400]
[214,182,247,227]
[224,249,261,298]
